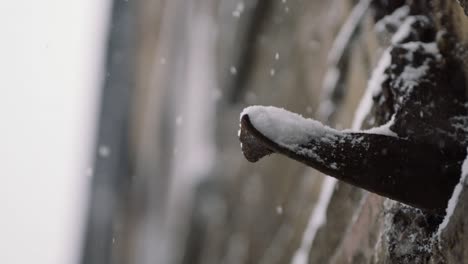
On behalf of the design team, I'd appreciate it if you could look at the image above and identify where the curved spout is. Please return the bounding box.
[239,106,463,211]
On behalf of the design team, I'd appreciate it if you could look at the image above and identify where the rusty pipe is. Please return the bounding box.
[239,111,463,211]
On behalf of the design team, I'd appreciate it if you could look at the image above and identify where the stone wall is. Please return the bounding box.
[115,0,468,263]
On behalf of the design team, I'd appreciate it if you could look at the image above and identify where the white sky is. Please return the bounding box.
[0,1,110,263]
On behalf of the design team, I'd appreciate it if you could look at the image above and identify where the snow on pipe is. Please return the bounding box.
[238,106,462,211]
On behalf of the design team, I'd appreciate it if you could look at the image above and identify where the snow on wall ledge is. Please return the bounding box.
[437,147,468,237]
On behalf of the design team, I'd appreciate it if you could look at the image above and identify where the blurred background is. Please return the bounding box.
[1,0,382,263]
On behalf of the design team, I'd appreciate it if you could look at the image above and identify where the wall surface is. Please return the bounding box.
[96,0,468,263]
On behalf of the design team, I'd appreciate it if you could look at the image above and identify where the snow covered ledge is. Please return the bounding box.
[239,105,462,211]
[437,148,468,237]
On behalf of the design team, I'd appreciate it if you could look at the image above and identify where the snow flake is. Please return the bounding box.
[176,116,183,126]
[232,2,245,17]
[276,206,283,215]
[86,167,93,177]
[270,68,276,76]
[98,145,111,158]
[275,52,280,60]
[230,66,237,75]
[211,88,222,101]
